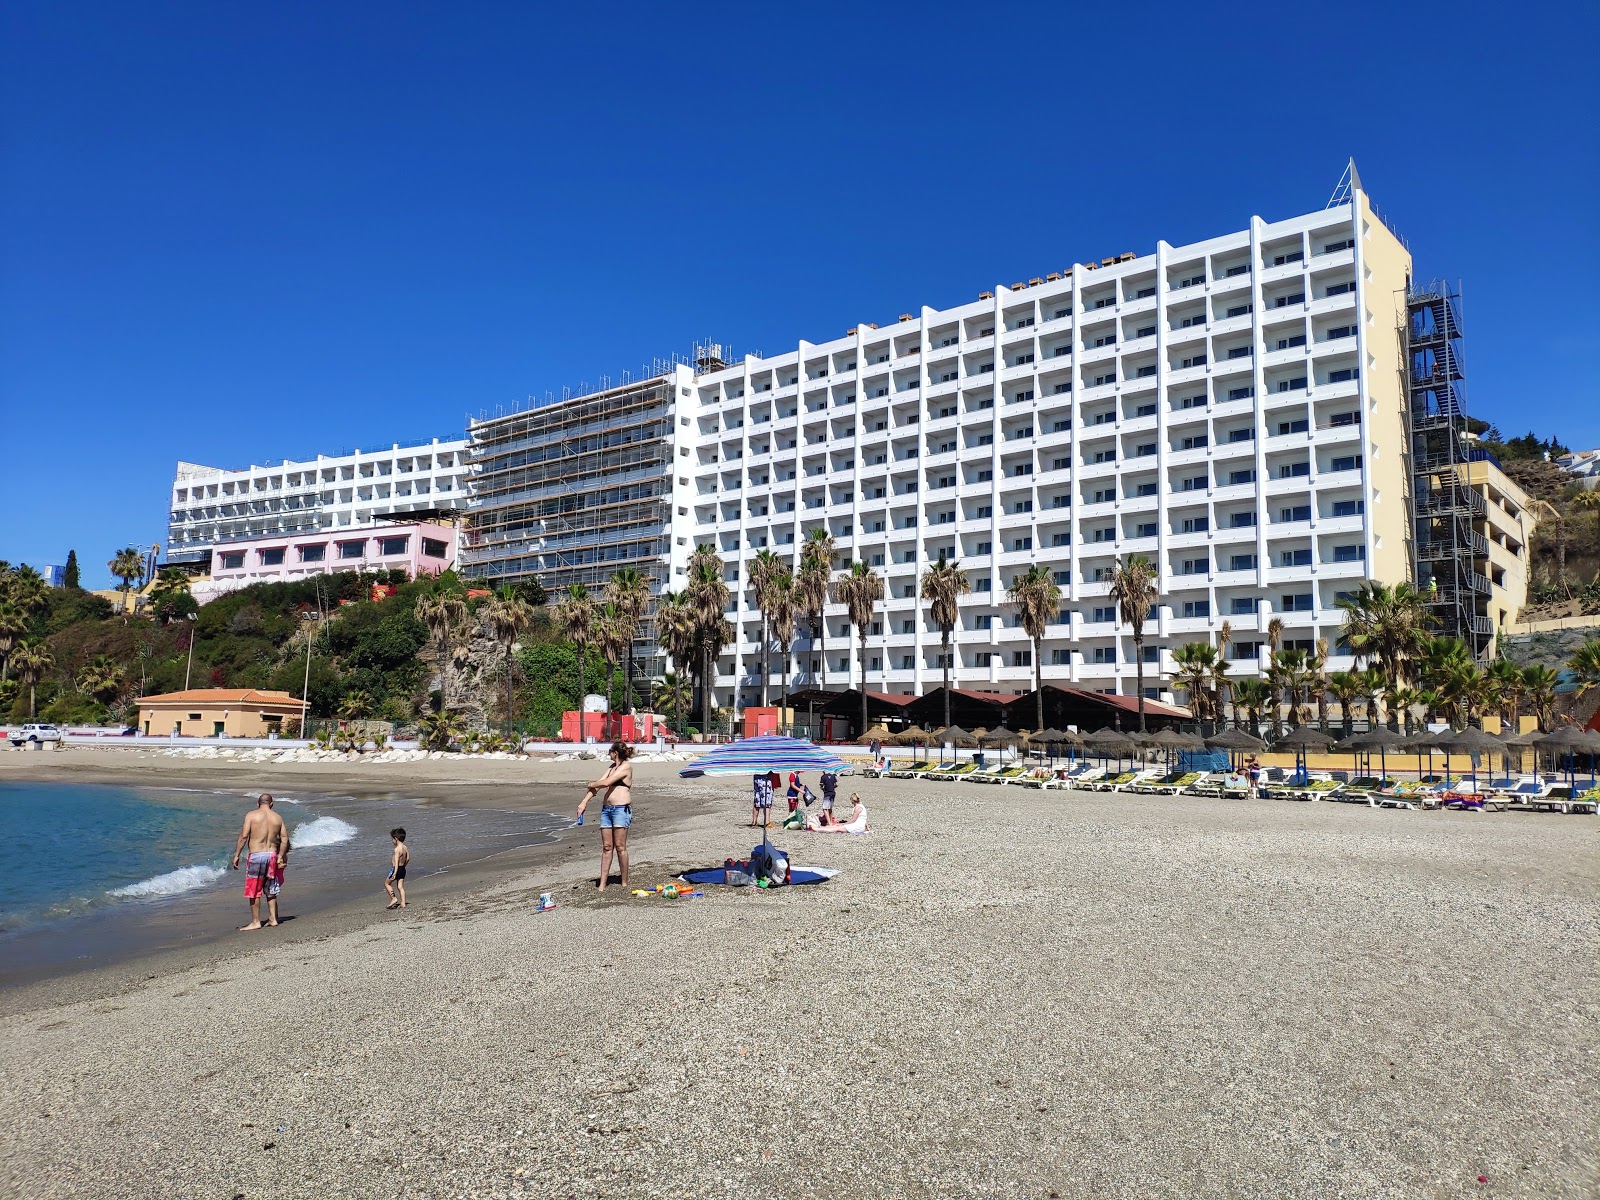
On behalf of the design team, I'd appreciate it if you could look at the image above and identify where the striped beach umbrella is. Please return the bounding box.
[679,734,852,778]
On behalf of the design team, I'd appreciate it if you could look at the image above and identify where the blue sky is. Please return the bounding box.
[2,0,1596,587]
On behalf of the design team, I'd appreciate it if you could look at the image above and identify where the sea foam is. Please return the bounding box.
[110,864,227,898]
[292,816,357,848]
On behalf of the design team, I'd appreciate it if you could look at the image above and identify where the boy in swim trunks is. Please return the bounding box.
[385,828,410,910]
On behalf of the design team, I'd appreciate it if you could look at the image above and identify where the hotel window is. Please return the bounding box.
[1230,598,1260,615]
[1280,504,1311,523]
[298,544,326,563]
[1091,647,1116,664]
[219,551,245,570]
[1051,648,1071,665]
[1331,455,1363,472]
[975,614,993,629]
[1332,499,1364,517]
[1231,511,1257,528]
[1281,593,1314,612]
[1275,334,1307,350]
[378,536,409,556]
[1227,469,1255,486]
[259,548,285,566]
[1091,606,1115,623]
[1053,570,1070,585]
[975,579,992,593]
[974,652,993,666]
[422,538,448,559]
[1012,650,1033,667]
[1136,522,1158,538]
[1280,548,1313,567]
[1181,516,1209,534]
[1182,600,1211,618]
[1229,553,1258,572]
[1012,537,1033,552]
[1333,544,1366,563]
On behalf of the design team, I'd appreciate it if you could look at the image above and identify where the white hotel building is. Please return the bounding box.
[167,438,469,568]
[663,188,1414,710]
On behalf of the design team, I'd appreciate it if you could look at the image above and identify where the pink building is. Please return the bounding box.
[193,522,458,603]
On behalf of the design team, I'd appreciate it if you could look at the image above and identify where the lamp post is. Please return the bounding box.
[183,615,197,691]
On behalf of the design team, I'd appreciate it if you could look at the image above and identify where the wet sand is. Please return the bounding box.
[1,750,1595,1198]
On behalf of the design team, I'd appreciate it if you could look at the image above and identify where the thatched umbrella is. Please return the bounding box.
[1275,725,1334,778]
[893,724,931,764]
[1084,727,1135,769]
[1205,727,1265,772]
[936,725,978,749]
[1499,726,1540,776]
[1334,728,1403,783]
[977,726,1018,765]
[1396,729,1441,783]
[1028,727,1080,765]
[857,723,893,747]
[1536,726,1592,787]
[1436,727,1504,793]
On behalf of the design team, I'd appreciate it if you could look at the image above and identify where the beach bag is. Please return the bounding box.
[781,810,806,830]
[749,844,790,887]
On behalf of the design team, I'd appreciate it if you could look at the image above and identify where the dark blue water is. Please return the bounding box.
[0,782,361,932]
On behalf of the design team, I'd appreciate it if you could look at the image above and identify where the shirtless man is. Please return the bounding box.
[577,742,634,892]
[231,793,290,930]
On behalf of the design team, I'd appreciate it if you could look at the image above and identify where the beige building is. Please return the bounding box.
[137,688,304,738]
[1459,456,1534,642]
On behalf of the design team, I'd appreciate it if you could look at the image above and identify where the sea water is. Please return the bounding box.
[0,782,358,932]
[0,781,568,976]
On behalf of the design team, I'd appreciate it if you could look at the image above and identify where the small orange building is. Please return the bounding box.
[137,688,305,738]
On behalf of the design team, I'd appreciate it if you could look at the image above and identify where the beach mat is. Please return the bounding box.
[679,866,838,888]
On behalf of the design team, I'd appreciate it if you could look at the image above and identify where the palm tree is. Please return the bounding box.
[1171,641,1221,731]
[8,566,47,615]
[338,690,375,720]
[1357,666,1388,731]
[76,654,126,706]
[1232,678,1272,736]
[1326,670,1364,739]
[795,530,835,689]
[595,600,630,727]
[482,591,534,733]
[554,584,595,741]
[108,548,144,614]
[833,561,885,735]
[767,566,796,708]
[749,549,786,708]
[920,555,972,730]
[416,589,469,711]
[1387,686,1423,736]
[1522,665,1560,731]
[1309,637,1331,732]
[1336,580,1436,694]
[1005,564,1059,732]
[654,591,697,719]
[686,546,731,732]
[0,602,27,682]
[655,670,693,733]
[1486,657,1526,733]
[1107,554,1158,732]
[1268,648,1311,730]
[11,640,53,719]
[1214,621,1235,728]
[416,710,464,751]
[1568,638,1600,705]
[605,567,651,715]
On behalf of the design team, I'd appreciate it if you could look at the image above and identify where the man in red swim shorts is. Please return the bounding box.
[231,793,290,931]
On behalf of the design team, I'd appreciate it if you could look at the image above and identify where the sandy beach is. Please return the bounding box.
[0,750,1595,1199]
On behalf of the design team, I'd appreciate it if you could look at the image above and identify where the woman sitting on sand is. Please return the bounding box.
[809,793,867,834]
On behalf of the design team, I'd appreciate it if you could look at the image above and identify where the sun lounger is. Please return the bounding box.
[1570,786,1600,815]
[1529,785,1577,814]
[1147,771,1203,795]
[1065,765,1107,790]
[928,762,980,782]
[883,761,932,780]
[1086,770,1137,792]
[1127,769,1187,794]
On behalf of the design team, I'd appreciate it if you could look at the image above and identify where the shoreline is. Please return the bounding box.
[2,750,1595,1197]
[0,750,720,1018]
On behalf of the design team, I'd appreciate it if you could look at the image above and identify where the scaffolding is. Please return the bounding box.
[1404,280,1494,656]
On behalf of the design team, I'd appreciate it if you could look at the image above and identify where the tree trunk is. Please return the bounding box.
[624,639,635,716]
[759,614,769,708]
[817,617,827,691]
[1133,633,1147,732]
[701,644,712,735]
[29,682,37,719]
[576,644,587,744]
[941,628,952,731]
[780,640,790,725]
[1034,637,1043,733]
[506,641,516,736]
[858,633,868,737]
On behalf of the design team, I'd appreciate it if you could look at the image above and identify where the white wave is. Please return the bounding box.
[110,864,226,899]
[291,816,357,848]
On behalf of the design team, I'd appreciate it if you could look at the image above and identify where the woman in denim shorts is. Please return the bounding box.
[577,742,634,892]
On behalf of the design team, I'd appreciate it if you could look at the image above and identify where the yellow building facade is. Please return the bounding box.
[137,688,304,738]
